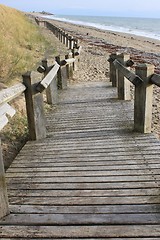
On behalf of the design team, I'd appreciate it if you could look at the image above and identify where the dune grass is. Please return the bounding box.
[0,4,59,169]
[0,4,51,84]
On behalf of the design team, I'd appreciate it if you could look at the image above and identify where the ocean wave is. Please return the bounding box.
[44,15,160,41]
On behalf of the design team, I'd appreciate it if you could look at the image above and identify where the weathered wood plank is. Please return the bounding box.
[10,204,160,214]
[150,73,160,87]
[61,58,75,66]
[12,142,160,151]
[10,156,160,165]
[5,169,160,177]
[0,139,9,219]
[8,196,160,205]
[2,238,160,240]
[1,225,160,238]
[7,181,158,190]
[2,213,160,225]
[36,62,60,92]
[6,175,159,183]
[0,103,16,130]
[8,188,160,197]
[0,83,26,105]
[2,237,159,240]
[7,163,160,173]
[113,59,143,86]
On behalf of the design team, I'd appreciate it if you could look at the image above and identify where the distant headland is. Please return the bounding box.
[35,11,54,15]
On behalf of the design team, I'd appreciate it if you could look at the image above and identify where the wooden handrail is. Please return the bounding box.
[36,62,60,92]
[60,58,75,66]
[0,83,26,106]
[150,74,160,87]
[109,52,156,133]
[75,46,82,56]
[113,59,143,86]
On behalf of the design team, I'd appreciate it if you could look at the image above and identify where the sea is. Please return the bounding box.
[44,14,160,41]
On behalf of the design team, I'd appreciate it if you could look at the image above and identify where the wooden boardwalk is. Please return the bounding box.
[1,81,160,238]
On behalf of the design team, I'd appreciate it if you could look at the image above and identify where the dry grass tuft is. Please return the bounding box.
[0,4,50,84]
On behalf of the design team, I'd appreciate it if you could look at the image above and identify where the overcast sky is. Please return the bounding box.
[1,0,160,18]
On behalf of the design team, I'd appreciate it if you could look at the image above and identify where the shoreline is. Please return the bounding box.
[46,15,160,42]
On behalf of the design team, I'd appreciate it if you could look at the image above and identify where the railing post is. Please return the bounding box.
[55,56,68,90]
[22,72,46,140]
[72,48,78,71]
[117,53,131,100]
[60,30,63,42]
[109,53,117,87]
[55,27,58,38]
[65,52,74,79]
[0,139,9,219]
[42,59,58,105]
[57,29,60,40]
[74,39,80,49]
[134,64,155,133]
[66,34,69,48]
[70,37,74,50]
[62,31,66,45]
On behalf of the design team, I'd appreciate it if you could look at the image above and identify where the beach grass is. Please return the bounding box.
[0,4,51,85]
[0,5,60,169]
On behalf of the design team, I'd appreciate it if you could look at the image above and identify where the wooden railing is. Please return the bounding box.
[35,17,80,50]
[108,52,160,134]
[0,21,81,218]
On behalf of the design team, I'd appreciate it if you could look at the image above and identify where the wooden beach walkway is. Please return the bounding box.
[1,81,160,238]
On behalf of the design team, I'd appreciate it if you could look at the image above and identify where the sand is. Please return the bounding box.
[37,16,160,139]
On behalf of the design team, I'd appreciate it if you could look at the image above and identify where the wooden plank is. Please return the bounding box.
[10,204,160,214]
[11,154,160,164]
[5,169,160,178]
[0,114,8,131]
[60,58,75,66]
[1,238,160,240]
[6,175,159,183]
[0,103,16,117]
[113,59,143,86]
[19,137,159,147]
[36,62,60,92]
[1,225,160,238]
[1,239,160,240]
[7,181,158,190]
[0,103,16,130]
[7,163,160,172]
[12,148,160,157]
[14,142,160,151]
[8,188,160,197]
[8,196,160,205]
[0,139,9,219]
[1,237,159,240]
[1,213,160,225]
[0,83,26,105]
[150,73,160,87]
